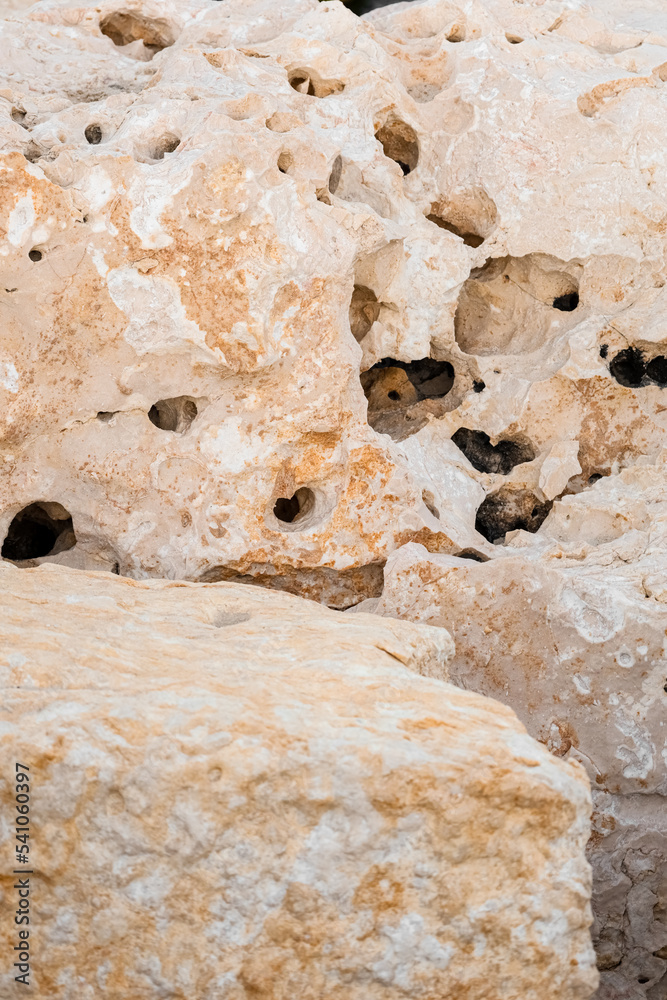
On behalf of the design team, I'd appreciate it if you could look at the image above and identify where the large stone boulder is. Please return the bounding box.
[0,563,597,999]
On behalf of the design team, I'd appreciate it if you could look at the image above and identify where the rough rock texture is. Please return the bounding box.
[0,563,597,999]
[2,0,667,995]
[373,476,667,997]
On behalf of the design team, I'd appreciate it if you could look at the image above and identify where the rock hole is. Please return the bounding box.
[152,134,180,160]
[599,343,608,358]
[99,11,176,53]
[148,397,198,433]
[2,502,76,562]
[273,487,316,526]
[646,355,667,385]
[329,155,342,194]
[456,548,490,562]
[447,26,466,42]
[506,33,524,44]
[265,111,300,133]
[11,108,27,127]
[553,291,579,311]
[85,124,103,145]
[277,151,293,174]
[452,427,535,475]
[427,213,484,247]
[638,978,650,985]
[349,285,380,342]
[473,380,485,393]
[609,347,646,388]
[455,255,581,356]
[289,73,310,93]
[28,249,43,262]
[96,411,115,422]
[24,143,42,164]
[588,473,603,484]
[212,611,251,628]
[422,490,440,519]
[475,488,552,543]
[288,69,344,98]
[375,117,419,175]
[362,357,455,406]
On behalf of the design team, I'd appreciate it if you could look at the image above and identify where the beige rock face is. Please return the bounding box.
[374,465,667,996]
[0,563,597,999]
[2,0,667,995]
[3,0,667,600]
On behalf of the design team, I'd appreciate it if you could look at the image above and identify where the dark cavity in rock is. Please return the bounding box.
[2,502,76,562]
[553,292,579,311]
[452,428,535,475]
[475,488,552,543]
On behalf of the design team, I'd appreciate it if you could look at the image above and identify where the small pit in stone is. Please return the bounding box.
[427,191,497,250]
[288,69,344,98]
[2,502,76,562]
[273,487,316,526]
[452,428,535,475]
[646,355,667,386]
[328,155,342,194]
[609,347,647,388]
[427,214,484,248]
[456,548,490,562]
[85,124,103,145]
[349,285,381,342]
[152,134,180,160]
[148,397,198,433]
[212,611,251,628]
[99,11,176,53]
[447,26,466,42]
[28,249,43,262]
[277,151,293,174]
[553,291,579,311]
[475,488,552,543]
[375,116,419,175]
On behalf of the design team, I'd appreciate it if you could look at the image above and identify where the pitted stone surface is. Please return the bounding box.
[3,0,667,996]
[373,461,667,997]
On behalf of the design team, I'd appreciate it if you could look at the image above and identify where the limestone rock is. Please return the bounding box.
[3,0,667,995]
[1,0,666,598]
[374,461,667,996]
[0,563,597,999]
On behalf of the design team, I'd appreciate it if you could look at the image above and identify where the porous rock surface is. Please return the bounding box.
[372,466,667,997]
[2,0,667,996]
[0,562,597,999]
